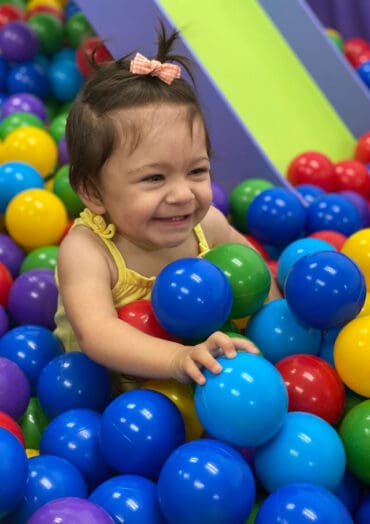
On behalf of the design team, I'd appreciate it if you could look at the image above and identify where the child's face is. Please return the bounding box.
[94,104,212,250]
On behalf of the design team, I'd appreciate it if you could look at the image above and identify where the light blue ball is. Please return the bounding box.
[0,161,44,213]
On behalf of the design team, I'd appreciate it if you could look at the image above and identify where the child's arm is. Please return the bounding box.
[57,227,258,386]
[202,206,282,301]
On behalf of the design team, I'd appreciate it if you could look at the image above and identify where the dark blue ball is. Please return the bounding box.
[305,193,362,236]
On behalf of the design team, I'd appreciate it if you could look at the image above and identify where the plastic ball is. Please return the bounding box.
[246,187,307,247]
[358,291,370,317]
[0,260,13,306]
[57,136,69,164]
[204,242,270,318]
[0,410,25,446]
[355,131,370,164]
[295,183,326,205]
[48,58,83,102]
[52,164,84,217]
[255,482,354,524]
[277,236,336,289]
[37,351,112,419]
[0,305,8,336]
[356,494,370,524]
[229,178,274,232]
[7,268,58,329]
[276,354,345,424]
[7,454,88,523]
[1,92,47,122]
[306,193,362,236]
[26,4,65,22]
[19,396,49,450]
[211,181,229,215]
[49,112,67,142]
[341,228,370,289]
[338,190,369,227]
[5,188,67,250]
[287,151,336,191]
[27,13,64,56]
[344,37,370,67]
[40,408,113,490]
[0,237,18,280]
[158,438,255,524]
[0,160,44,213]
[245,299,322,364]
[142,379,204,441]
[0,111,44,140]
[334,159,370,196]
[0,4,25,29]
[254,411,346,493]
[65,11,94,48]
[0,324,64,394]
[75,36,113,77]
[90,475,165,524]
[308,229,347,250]
[357,60,370,88]
[0,20,39,62]
[318,327,340,367]
[0,427,28,519]
[333,469,362,517]
[99,388,185,478]
[151,257,233,340]
[285,251,366,330]
[28,497,115,524]
[0,356,30,419]
[6,61,50,99]
[195,352,288,447]
[20,245,58,273]
[3,127,57,178]
[334,316,370,397]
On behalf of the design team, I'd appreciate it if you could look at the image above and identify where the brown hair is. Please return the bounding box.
[66,24,211,198]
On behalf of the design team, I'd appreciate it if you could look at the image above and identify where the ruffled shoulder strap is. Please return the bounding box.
[194,223,210,255]
[74,208,116,239]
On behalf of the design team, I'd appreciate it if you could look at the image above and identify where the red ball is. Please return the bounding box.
[244,234,270,261]
[76,36,113,78]
[334,159,370,197]
[355,131,370,164]
[26,5,65,23]
[0,4,25,29]
[0,262,13,307]
[276,354,345,425]
[267,259,278,280]
[117,299,181,341]
[308,230,347,250]
[0,411,25,446]
[344,37,370,67]
[287,151,336,191]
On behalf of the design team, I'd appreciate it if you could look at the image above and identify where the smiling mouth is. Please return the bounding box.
[155,215,190,222]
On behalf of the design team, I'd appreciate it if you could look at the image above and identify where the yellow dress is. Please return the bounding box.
[54,208,210,392]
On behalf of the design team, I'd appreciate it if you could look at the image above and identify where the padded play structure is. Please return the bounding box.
[76,0,370,193]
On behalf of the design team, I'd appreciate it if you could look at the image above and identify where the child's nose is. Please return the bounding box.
[166,180,195,204]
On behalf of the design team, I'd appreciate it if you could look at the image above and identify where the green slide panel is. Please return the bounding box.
[158,0,356,175]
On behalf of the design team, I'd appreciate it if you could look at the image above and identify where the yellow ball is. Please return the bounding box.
[341,228,370,289]
[27,0,63,11]
[0,140,4,164]
[26,448,40,458]
[3,126,57,178]
[142,379,204,441]
[358,292,370,318]
[334,316,370,397]
[5,188,68,251]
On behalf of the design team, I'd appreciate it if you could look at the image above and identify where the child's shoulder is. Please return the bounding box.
[200,205,232,246]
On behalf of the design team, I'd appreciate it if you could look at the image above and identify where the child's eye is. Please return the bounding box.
[143,174,164,183]
[190,167,209,176]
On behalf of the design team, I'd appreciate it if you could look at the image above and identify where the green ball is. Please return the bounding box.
[204,242,271,319]
[20,245,59,273]
[326,29,344,53]
[65,12,95,48]
[53,164,84,217]
[0,0,25,7]
[27,13,64,56]
[49,112,68,143]
[339,399,370,483]
[0,112,44,140]
[230,178,274,232]
[44,97,62,123]
[19,397,49,450]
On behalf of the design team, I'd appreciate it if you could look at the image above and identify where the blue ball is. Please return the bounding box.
[90,475,165,524]
[0,324,64,394]
[254,412,346,493]
[64,1,81,20]
[255,482,354,524]
[0,161,44,213]
[319,327,341,367]
[277,236,335,289]
[99,389,185,479]
[0,428,28,519]
[245,299,322,364]
[7,62,50,100]
[306,193,362,236]
[48,58,84,102]
[295,184,326,206]
[7,454,88,523]
[357,60,370,88]
[246,187,307,247]
[0,57,9,92]
[355,493,370,524]
[333,469,361,516]
[39,408,113,491]
[158,438,255,524]
[151,257,233,340]
[194,352,288,447]
[37,352,112,418]
[285,251,366,330]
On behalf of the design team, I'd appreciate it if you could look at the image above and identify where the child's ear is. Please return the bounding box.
[77,184,106,215]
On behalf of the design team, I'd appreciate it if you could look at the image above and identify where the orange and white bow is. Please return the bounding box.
[130,52,181,85]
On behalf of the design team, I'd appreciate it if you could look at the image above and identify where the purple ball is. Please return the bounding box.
[27,497,114,524]
[0,305,8,337]
[57,136,69,165]
[0,356,30,420]
[338,190,370,228]
[1,93,47,122]
[0,234,24,278]
[0,21,39,63]
[7,269,58,330]
[211,181,230,216]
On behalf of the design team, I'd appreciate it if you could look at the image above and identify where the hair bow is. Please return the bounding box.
[130,52,181,85]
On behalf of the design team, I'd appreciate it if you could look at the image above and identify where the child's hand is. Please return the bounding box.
[170,331,259,385]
